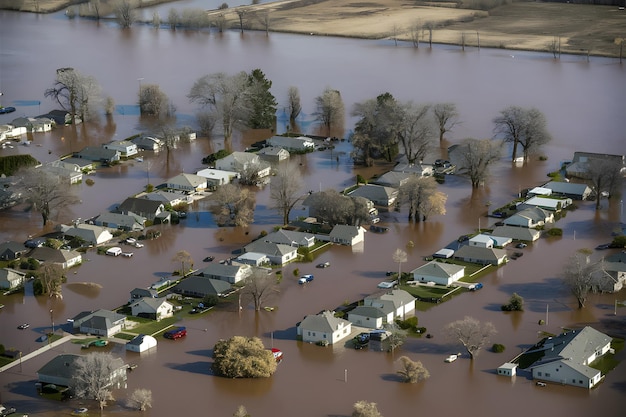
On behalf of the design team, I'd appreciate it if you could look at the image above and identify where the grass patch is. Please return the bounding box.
[125,316,180,336]
[0,356,15,367]
[114,333,136,341]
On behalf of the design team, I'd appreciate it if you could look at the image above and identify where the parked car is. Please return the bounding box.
[203,256,215,262]
[298,274,314,284]
[457,235,470,243]
[17,323,30,330]
[515,242,527,249]
[163,326,187,340]
[125,238,136,245]
[469,283,483,291]
[316,262,330,268]
[105,247,122,256]
[595,243,611,250]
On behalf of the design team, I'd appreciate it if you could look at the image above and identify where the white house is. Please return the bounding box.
[0,268,26,290]
[61,223,114,245]
[329,225,365,246]
[363,289,416,322]
[71,309,127,337]
[491,225,542,242]
[130,297,174,321]
[215,152,271,178]
[297,310,352,345]
[454,245,508,266]
[518,196,572,212]
[243,241,298,265]
[504,207,554,228]
[410,261,465,286]
[469,234,495,248]
[126,334,157,353]
[103,140,138,157]
[497,362,518,377]
[235,252,269,267]
[166,173,207,193]
[257,146,290,162]
[196,168,239,189]
[542,181,592,200]
[347,306,386,329]
[529,327,611,389]
[196,263,252,284]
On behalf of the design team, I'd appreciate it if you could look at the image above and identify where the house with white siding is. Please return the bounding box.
[454,245,507,266]
[410,261,465,286]
[0,268,26,290]
[363,289,416,322]
[329,225,365,246]
[166,173,207,193]
[297,310,352,345]
[504,207,554,228]
[527,327,612,389]
[130,297,174,321]
[103,140,138,157]
[243,240,298,265]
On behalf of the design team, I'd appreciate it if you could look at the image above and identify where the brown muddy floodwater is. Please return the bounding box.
[1,7,625,417]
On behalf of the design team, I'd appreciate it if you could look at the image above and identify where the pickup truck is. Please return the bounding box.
[163,327,187,340]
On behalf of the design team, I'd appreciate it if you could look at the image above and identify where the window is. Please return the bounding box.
[579,380,583,384]
[572,379,576,383]
[537,372,542,376]
[545,373,550,377]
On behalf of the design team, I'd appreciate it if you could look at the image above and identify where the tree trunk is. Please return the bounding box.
[511,139,519,161]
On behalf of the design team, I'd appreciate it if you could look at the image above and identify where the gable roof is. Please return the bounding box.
[411,261,465,278]
[27,247,81,264]
[0,241,28,257]
[118,197,164,215]
[491,226,541,242]
[37,354,80,380]
[167,173,207,188]
[94,212,146,228]
[173,276,231,295]
[349,305,387,318]
[347,184,397,203]
[300,310,351,333]
[542,181,592,198]
[244,240,298,256]
[62,223,113,242]
[197,263,248,279]
[371,171,413,188]
[366,289,415,310]
[75,146,119,161]
[454,245,507,262]
[510,206,552,223]
[262,229,315,246]
[71,309,126,328]
[329,225,362,240]
[130,287,158,298]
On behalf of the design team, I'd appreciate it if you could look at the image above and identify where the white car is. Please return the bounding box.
[126,238,137,245]
[377,280,396,289]
[445,354,459,363]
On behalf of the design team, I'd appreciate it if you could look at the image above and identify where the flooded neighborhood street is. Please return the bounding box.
[1,6,625,417]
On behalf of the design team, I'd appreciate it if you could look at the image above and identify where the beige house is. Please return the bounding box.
[410,261,465,286]
[297,310,352,345]
[130,297,174,321]
[0,268,26,290]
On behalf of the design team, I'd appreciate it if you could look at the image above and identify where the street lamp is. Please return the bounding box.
[50,309,54,334]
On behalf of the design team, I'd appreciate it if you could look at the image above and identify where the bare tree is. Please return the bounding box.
[152,11,161,28]
[585,157,624,210]
[172,250,194,277]
[215,13,227,32]
[240,268,279,311]
[352,400,383,417]
[408,20,421,48]
[397,102,433,164]
[39,264,64,298]
[454,138,502,188]
[16,167,80,226]
[396,356,430,383]
[305,190,370,226]
[236,8,248,33]
[167,8,179,29]
[270,162,304,225]
[71,352,126,411]
[188,71,252,141]
[44,67,102,124]
[233,405,251,417]
[432,103,460,143]
[384,322,407,353]
[390,23,400,46]
[286,86,302,124]
[425,22,434,48]
[398,176,447,222]
[209,183,255,227]
[257,10,271,35]
[313,87,344,137]
[90,0,101,19]
[139,84,174,118]
[392,248,407,277]
[351,93,401,165]
[128,388,152,411]
[443,316,496,359]
[562,251,600,309]
[114,0,137,29]
[493,106,552,162]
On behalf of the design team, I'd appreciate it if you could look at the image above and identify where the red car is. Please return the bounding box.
[163,327,187,340]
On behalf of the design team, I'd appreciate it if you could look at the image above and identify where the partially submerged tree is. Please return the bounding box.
[392,248,407,277]
[270,162,304,225]
[443,316,496,359]
[352,400,383,417]
[286,86,302,124]
[172,250,194,276]
[398,176,447,222]
[313,87,344,137]
[15,167,80,226]
[501,293,524,311]
[397,102,433,164]
[432,103,460,143]
[139,83,174,118]
[209,183,255,227]
[212,336,277,378]
[396,356,430,383]
[127,388,152,411]
[188,71,251,141]
[246,69,277,129]
[35,264,64,299]
[71,352,126,411]
[114,0,137,29]
[233,405,251,417]
[562,251,600,309]
[454,138,502,188]
[305,190,370,226]
[44,67,102,124]
[585,157,624,210]
[240,268,279,311]
[493,106,552,162]
[384,322,407,353]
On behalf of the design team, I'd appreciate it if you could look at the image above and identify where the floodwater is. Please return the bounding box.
[1,7,625,417]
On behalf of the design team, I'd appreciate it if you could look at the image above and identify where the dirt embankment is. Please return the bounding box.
[3,0,625,57]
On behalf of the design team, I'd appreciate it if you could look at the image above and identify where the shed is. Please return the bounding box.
[433,248,454,259]
[126,334,157,353]
[497,362,518,376]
